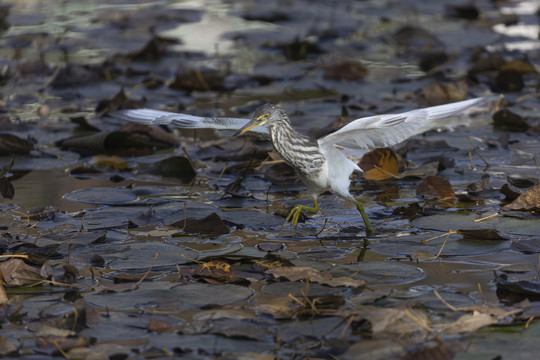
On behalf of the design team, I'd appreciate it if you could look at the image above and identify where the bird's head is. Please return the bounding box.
[234,103,285,136]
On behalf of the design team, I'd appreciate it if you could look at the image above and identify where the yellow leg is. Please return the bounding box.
[282,198,320,228]
[353,198,374,233]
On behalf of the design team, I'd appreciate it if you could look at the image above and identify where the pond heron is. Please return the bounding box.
[113,97,488,232]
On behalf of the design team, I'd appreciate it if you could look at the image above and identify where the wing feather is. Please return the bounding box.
[318,97,487,150]
[109,108,269,135]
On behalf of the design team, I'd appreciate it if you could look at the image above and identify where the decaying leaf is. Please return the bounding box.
[416,175,455,200]
[493,108,529,132]
[323,61,368,81]
[352,307,430,340]
[359,148,399,181]
[501,182,540,211]
[89,155,128,170]
[0,134,34,155]
[0,258,44,287]
[178,260,236,284]
[173,212,230,234]
[421,80,468,103]
[35,335,87,356]
[438,311,497,334]
[466,174,490,195]
[0,335,17,357]
[0,157,14,199]
[457,229,507,240]
[266,266,365,287]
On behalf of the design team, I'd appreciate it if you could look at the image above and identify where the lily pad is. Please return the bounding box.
[412,213,539,236]
[330,262,425,285]
[72,241,199,270]
[370,233,510,257]
[85,282,253,310]
[64,187,138,205]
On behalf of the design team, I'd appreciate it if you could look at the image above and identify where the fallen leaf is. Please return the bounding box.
[467,174,490,195]
[0,335,17,357]
[493,108,529,132]
[500,183,521,201]
[173,212,230,234]
[359,148,399,181]
[445,4,479,19]
[266,266,365,287]
[0,134,33,155]
[421,80,467,103]
[95,88,144,117]
[147,318,176,333]
[416,175,455,200]
[438,311,497,334]
[89,155,128,170]
[323,61,368,81]
[0,258,44,287]
[128,209,163,228]
[143,156,196,183]
[457,229,508,240]
[501,182,540,211]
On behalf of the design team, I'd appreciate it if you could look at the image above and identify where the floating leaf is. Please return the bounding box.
[0,259,44,287]
[502,182,540,211]
[0,134,33,155]
[467,174,490,195]
[89,155,128,170]
[143,156,196,183]
[323,61,368,81]
[493,109,529,132]
[173,212,230,235]
[457,229,508,240]
[416,175,455,200]
[359,148,399,181]
[266,266,365,287]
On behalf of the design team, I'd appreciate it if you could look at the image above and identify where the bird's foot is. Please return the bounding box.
[282,204,319,229]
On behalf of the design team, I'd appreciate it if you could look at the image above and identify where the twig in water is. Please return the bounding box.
[133,251,159,289]
[474,212,500,222]
[421,230,456,244]
[467,136,490,167]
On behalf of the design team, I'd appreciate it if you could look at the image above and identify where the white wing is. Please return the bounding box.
[318,97,488,150]
[110,108,269,135]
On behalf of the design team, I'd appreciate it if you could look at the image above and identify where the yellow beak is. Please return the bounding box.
[233,119,261,136]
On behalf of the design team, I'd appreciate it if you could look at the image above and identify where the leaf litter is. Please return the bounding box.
[1,0,540,359]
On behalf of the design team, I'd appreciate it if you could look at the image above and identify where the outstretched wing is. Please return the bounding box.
[318,97,488,150]
[110,108,269,135]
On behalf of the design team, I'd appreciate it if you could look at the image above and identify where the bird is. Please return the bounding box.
[111,97,488,232]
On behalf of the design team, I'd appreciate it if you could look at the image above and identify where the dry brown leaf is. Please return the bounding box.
[416,175,455,200]
[502,182,540,211]
[0,258,44,287]
[457,229,507,240]
[0,335,17,357]
[147,318,176,333]
[0,282,8,305]
[355,307,431,339]
[438,311,497,334]
[89,155,128,170]
[359,148,399,181]
[266,266,365,287]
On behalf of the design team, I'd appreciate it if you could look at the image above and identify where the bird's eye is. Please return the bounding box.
[257,113,270,121]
